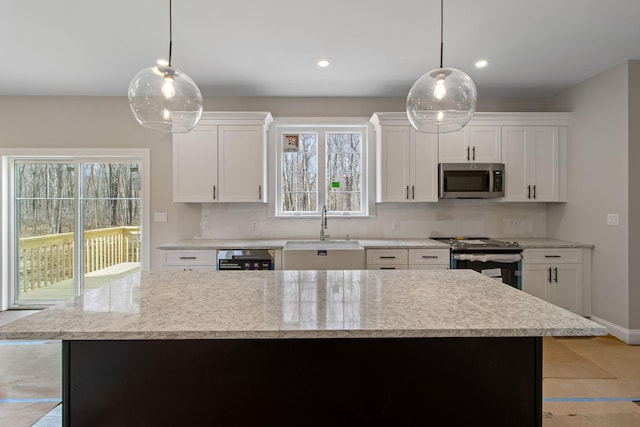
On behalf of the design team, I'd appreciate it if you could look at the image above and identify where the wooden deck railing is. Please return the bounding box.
[18,226,141,292]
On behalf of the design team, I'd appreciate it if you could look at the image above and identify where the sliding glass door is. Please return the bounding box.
[13,160,142,305]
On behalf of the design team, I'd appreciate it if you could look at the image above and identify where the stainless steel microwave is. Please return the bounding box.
[439,163,505,199]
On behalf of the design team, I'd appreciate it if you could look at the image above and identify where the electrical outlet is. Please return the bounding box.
[606,213,619,226]
[154,212,168,223]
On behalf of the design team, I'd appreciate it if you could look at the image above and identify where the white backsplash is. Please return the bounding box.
[199,200,547,240]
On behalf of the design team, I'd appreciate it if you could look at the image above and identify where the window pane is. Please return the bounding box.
[282,133,318,212]
[81,163,142,294]
[15,163,76,301]
[326,133,361,212]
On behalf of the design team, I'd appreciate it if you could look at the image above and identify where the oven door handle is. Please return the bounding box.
[452,253,522,262]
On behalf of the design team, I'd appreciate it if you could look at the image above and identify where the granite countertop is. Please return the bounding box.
[496,238,595,249]
[158,238,450,250]
[0,270,605,341]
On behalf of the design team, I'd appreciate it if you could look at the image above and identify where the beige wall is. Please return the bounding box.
[547,62,632,333]
[629,62,640,330]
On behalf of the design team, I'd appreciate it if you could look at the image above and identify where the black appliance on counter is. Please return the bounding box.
[432,237,522,289]
[216,249,275,270]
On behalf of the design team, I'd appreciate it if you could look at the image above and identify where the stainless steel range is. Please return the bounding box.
[432,237,523,289]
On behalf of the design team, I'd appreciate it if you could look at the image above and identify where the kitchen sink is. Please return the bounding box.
[284,240,362,250]
[283,240,365,270]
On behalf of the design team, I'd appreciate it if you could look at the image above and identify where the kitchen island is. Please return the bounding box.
[0,269,605,426]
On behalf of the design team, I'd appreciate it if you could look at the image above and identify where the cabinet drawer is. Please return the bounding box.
[162,250,216,265]
[523,248,582,264]
[366,249,408,265]
[409,249,450,265]
[367,264,408,270]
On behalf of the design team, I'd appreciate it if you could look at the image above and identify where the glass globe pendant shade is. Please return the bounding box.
[128,65,203,133]
[406,67,477,134]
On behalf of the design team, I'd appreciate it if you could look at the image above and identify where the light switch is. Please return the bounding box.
[606,213,619,226]
[154,212,168,223]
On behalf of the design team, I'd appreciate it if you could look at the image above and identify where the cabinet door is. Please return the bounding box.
[437,130,467,163]
[530,127,559,201]
[551,264,581,314]
[412,132,438,201]
[468,126,501,163]
[377,126,411,202]
[218,125,265,202]
[522,264,552,302]
[173,127,218,202]
[501,126,530,201]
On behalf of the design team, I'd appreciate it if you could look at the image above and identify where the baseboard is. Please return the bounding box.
[590,316,640,345]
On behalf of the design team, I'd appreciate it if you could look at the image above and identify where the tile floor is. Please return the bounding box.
[1,310,639,426]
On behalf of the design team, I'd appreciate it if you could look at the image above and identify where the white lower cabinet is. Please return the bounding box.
[522,248,590,316]
[366,249,408,270]
[366,248,449,270]
[408,249,450,270]
[160,250,217,272]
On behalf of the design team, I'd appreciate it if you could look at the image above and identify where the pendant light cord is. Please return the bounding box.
[168,0,173,67]
[439,0,444,69]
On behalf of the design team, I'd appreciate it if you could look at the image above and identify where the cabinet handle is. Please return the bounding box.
[380,256,397,259]
[466,146,470,161]
[527,185,531,199]
[258,185,262,200]
[179,256,197,260]
[548,267,552,282]
[406,185,409,200]
[412,185,415,199]
[213,185,217,200]
[554,267,558,283]
[421,255,438,259]
[544,255,561,258]
[533,185,536,199]
[472,146,476,161]
[380,267,397,270]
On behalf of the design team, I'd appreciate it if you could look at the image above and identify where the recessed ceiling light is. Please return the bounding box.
[475,60,488,68]
[317,60,330,68]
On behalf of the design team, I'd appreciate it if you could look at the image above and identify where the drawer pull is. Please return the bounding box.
[421,255,438,259]
[380,256,397,259]
[544,255,562,258]
[380,267,396,270]
[179,256,197,260]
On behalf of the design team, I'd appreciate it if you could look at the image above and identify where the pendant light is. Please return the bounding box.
[128,0,203,133]
[406,0,477,134]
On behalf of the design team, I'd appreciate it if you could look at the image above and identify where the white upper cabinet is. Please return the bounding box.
[371,113,438,202]
[438,126,501,163]
[173,112,273,203]
[502,126,561,202]
[173,125,219,203]
[218,125,266,203]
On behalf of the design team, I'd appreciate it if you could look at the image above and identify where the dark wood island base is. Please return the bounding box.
[63,336,542,426]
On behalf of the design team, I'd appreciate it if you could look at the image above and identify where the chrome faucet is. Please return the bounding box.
[320,205,329,240]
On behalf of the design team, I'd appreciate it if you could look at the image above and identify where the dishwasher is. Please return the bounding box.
[216,249,275,270]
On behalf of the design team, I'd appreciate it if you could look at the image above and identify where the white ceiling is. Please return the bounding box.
[2,0,640,98]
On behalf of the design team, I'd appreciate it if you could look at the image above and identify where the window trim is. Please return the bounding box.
[0,148,150,309]
[273,119,370,218]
